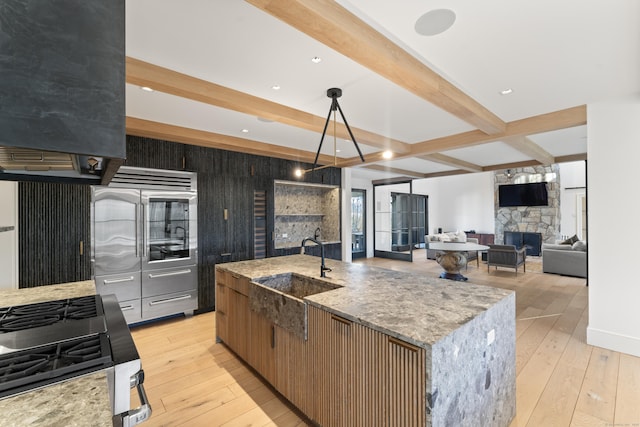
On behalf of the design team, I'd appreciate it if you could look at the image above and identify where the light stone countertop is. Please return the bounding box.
[217,254,514,349]
[0,280,113,427]
[0,280,97,306]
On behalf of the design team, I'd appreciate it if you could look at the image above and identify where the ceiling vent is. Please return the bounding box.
[108,166,197,191]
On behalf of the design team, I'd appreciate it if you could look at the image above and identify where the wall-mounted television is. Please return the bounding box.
[498,182,548,207]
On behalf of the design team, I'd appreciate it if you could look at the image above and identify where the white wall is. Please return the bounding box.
[559,161,587,239]
[413,172,495,234]
[0,181,18,289]
[341,168,352,262]
[587,97,640,356]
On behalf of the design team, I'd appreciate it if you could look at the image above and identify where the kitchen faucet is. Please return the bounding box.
[314,227,321,240]
[300,237,332,278]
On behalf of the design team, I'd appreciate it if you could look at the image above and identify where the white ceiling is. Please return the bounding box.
[124,0,640,181]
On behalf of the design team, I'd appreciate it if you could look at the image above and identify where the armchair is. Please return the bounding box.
[487,244,526,275]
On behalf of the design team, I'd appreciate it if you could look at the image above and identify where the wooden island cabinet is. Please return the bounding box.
[215,255,516,426]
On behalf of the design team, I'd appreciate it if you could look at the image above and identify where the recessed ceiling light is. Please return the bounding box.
[415,9,456,36]
[241,129,249,133]
[500,88,514,95]
[382,150,393,159]
[271,84,281,90]
[140,86,154,92]
[311,56,322,64]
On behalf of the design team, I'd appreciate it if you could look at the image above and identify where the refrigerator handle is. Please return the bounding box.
[135,203,139,258]
[141,203,147,258]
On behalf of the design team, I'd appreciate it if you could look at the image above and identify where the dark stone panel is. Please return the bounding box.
[0,0,125,158]
[18,182,91,287]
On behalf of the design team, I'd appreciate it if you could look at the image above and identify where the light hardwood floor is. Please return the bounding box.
[130,255,640,426]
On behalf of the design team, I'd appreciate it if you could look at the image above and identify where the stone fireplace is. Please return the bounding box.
[494,165,561,246]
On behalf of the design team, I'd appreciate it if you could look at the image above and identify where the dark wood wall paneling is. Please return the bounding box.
[18,183,91,288]
[126,136,342,312]
[17,136,342,309]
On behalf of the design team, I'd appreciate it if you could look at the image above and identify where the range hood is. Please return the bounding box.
[0,0,125,185]
[0,147,119,183]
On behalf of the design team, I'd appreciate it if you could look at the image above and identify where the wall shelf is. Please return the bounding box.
[274,180,340,249]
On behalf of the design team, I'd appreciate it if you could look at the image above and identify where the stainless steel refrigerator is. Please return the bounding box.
[91,168,198,324]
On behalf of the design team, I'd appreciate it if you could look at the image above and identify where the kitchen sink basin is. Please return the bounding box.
[249,272,340,340]
[252,272,340,299]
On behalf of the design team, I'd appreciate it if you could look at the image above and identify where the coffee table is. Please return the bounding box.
[427,242,490,281]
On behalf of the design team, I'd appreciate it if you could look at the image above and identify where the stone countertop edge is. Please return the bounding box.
[0,280,97,307]
[217,255,514,350]
[0,280,113,427]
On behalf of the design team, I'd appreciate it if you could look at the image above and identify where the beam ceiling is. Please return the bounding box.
[245,0,506,135]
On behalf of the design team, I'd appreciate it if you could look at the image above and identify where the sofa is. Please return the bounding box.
[541,240,587,278]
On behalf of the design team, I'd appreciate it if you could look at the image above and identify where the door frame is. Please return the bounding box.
[351,188,367,259]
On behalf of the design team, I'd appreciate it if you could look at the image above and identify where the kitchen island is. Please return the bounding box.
[216,254,516,426]
[0,281,113,427]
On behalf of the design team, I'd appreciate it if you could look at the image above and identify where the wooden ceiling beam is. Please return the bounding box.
[126,117,336,165]
[555,153,587,163]
[423,169,471,179]
[126,57,409,154]
[406,105,586,158]
[502,136,554,165]
[246,0,506,135]
[336,106,586,168]
[418,153,483,172]
[482,160,547,172]
[362,164,425,179]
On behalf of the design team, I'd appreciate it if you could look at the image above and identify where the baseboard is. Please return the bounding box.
[587,326,640,357]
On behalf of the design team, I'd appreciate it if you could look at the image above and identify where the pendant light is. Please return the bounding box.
[296,88,365,176]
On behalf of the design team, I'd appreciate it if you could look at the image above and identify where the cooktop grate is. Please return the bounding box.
[0,333,113,397]
[0,296,103,333]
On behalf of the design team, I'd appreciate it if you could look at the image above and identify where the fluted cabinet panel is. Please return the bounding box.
[16,136,341,307]
[18,182,91,288]
[126,136,341,312]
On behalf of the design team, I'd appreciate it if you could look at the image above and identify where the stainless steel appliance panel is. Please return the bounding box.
[141,289,198,321]
[117,299,142,325]
[92,170,198,325]
[141,265,197,298]
[92,188,142,276]
[95,272,142,302]
[141,190,197,271]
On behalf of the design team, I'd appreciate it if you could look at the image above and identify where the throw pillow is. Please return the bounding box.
[572,241,587,252]
[454,231,467,243]
[561,234,579,245]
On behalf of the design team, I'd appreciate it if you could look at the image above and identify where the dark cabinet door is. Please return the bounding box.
[19,182,91,287]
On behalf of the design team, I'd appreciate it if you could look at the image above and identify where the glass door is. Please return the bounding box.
[351,189,366,259]
[374,182,412,261]
[142,190,197,270]
[410,194,427,251]
[373,182,428,262]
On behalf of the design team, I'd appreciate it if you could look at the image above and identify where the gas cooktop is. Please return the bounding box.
[0,294,150,425]
[0,295,112,399]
